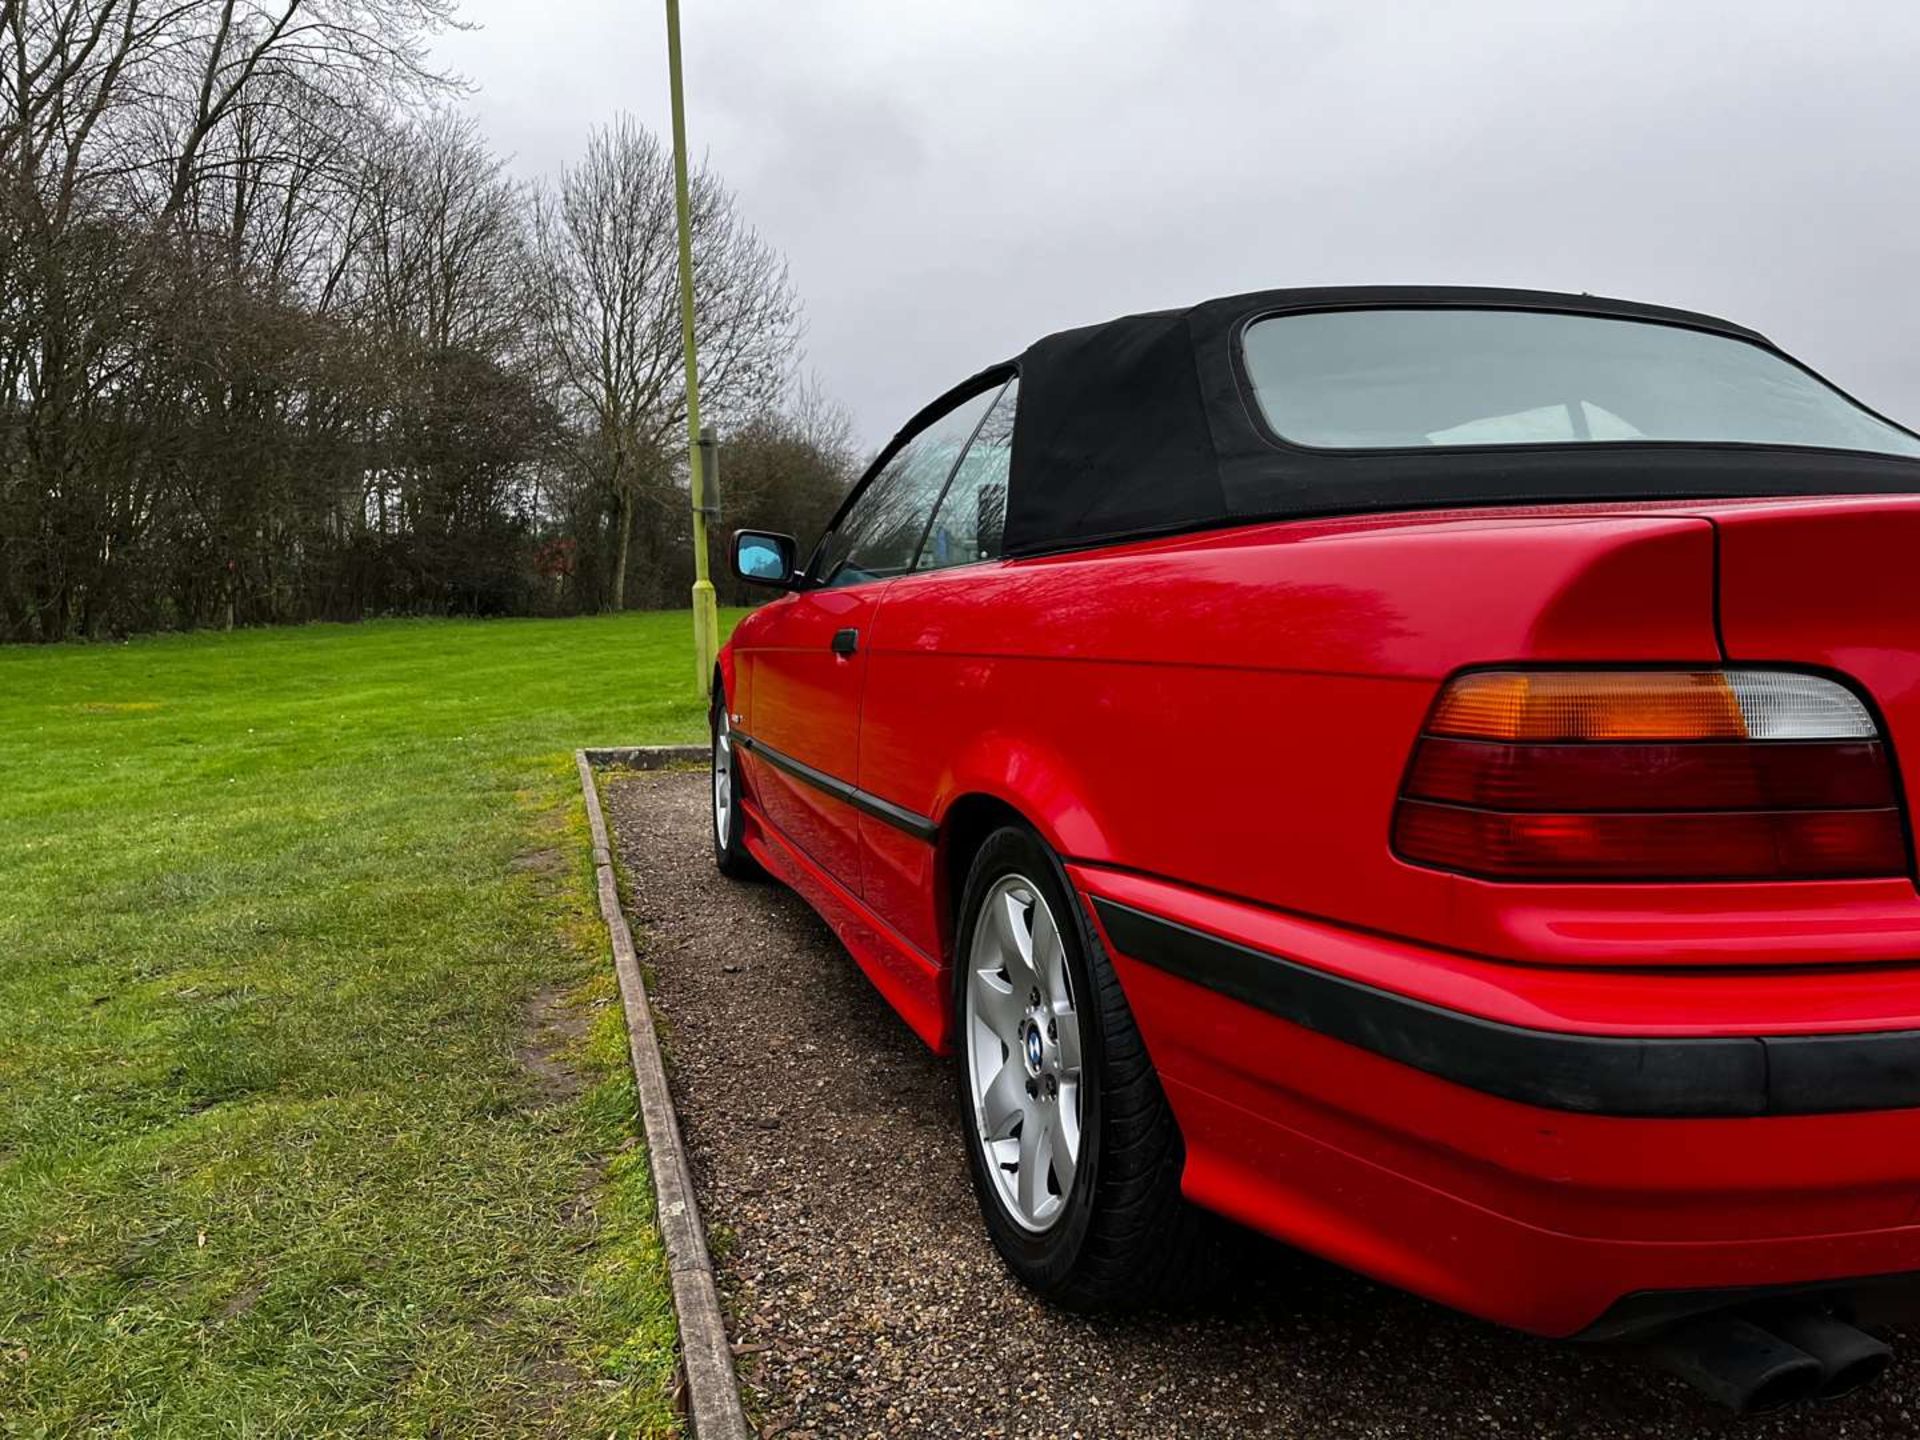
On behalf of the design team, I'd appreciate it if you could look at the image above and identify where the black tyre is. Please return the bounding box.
[952,823,1208,1306]
[710,685,761,880]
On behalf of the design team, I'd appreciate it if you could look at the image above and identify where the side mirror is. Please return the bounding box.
[731,529,800,589]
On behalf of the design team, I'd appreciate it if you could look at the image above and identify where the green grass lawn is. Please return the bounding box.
[0,613,733,1437]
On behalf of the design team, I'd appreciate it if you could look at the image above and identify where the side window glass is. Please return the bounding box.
[810,449,911,588]
[813,381,1007,588]
[917,377,1017,572]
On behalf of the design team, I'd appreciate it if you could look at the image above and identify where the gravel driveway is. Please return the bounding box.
[606,767,1915,1439]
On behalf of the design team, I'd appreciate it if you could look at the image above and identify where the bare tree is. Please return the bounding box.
[0,6,828,640]
[531,113,799,611]
[710,375,858,606]
[152,0,454,218]
[339,110,550,608]
[0,0,458,637]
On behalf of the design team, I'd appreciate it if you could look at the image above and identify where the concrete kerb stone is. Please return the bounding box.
[575,747,748,1440]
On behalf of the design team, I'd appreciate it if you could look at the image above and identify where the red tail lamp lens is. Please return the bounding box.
[1394,803,1904,882]
[1395,671,1906,882]
[1405,739,1897,812]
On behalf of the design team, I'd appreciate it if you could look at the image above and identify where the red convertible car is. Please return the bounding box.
[711,287,1920,1409]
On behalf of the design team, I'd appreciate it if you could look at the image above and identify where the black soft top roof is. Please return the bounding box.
[912,285,1920,557]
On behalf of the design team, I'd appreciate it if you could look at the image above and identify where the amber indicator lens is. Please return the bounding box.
[1396,671,1906,882]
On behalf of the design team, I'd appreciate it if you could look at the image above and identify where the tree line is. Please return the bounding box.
[0,0,853,642]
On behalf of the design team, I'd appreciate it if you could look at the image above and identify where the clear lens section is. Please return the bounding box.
[1727,671,1878,740]
[1428,669,1879,742]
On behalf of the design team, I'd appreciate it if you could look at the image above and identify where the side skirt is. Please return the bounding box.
[741,796,950,1051]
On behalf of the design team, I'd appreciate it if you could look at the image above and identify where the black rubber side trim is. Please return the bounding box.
[1764,1030,1920,1115]
[1092,898,1766,1116]
[733,732,937,842]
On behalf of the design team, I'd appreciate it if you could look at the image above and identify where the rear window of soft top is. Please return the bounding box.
[1241,308,1920,458]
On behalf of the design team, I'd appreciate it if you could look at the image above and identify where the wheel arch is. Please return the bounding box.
[932,736,1114,978]
[938,793,1208,1303]
[937,793,1032,968]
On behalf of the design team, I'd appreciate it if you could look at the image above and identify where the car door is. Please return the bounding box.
[856,376,1020,955]
[743,379,1009,892]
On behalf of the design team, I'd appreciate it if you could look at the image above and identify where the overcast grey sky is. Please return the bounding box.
[435,1,1920,449]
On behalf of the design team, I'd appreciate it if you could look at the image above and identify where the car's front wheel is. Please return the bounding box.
[710,689,760,879]
[953,823,1208,1306]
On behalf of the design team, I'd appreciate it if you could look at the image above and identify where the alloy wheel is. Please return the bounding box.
[712,706,733,848]
[963,874,1084,1231]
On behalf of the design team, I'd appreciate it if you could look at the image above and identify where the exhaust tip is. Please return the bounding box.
[1758,1309,1893,1402]
[1822,1350,1892,1401]
[1741,1361,1826,1416]
[1650,1316,1823,1414]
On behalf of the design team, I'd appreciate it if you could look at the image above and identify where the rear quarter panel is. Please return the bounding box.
[858,509,1724,997]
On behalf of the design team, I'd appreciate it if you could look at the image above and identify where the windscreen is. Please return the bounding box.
[1242,308,1920,457]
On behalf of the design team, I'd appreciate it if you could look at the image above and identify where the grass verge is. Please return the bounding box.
[0,613,735,1436]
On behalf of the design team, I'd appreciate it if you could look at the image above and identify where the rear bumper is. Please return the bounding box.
[1074,863,1920,1338]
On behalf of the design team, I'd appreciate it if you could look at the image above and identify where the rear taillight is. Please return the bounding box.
[1393,670,1907,881]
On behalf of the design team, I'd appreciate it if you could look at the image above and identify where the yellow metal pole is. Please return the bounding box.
[665,0,717,699]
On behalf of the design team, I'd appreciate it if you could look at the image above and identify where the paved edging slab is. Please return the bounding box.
[575,747,749,1440]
